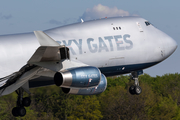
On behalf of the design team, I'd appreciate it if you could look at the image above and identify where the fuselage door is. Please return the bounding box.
[136,22,143,32]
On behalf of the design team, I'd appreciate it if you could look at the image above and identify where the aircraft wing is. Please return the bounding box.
[0,31,88,96]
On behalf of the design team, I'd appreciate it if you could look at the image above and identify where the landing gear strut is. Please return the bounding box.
[129,70,143,95]
[12,88,31,117]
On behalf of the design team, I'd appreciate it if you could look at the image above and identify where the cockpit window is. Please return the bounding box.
[145,21,151,26]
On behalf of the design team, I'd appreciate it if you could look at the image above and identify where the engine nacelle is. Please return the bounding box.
[54,66,101,88]
[61,74,107,95]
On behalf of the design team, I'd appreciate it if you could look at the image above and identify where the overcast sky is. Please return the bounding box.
[0,0,179,77]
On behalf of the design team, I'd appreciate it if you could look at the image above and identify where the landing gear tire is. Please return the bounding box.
[12,107,19,117]
[129,85,142,95]
[18,107,26,117]
[134,86,142,95]
[22,97,31,107]
[129,85,135,95]
[12,107,26,117]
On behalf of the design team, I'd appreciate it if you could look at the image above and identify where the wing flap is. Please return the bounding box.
[0,66,41,96]
[28,46,61,63]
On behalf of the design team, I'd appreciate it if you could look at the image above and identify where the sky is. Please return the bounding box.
[0,0,179,77]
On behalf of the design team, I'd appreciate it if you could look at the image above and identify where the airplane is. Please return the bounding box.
[0,16,177,117]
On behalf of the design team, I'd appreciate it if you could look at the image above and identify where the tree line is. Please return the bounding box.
[0,73,180,120]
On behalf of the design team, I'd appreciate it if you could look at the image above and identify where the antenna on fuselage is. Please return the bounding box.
[81,18,84,23]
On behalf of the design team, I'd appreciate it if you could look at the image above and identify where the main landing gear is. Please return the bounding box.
[129,70,143,95]
[12,88,31,117]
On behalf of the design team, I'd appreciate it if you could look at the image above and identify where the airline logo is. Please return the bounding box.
[57,34,133,55]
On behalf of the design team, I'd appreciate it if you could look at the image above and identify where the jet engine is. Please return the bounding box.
[61,74,107,95]
[54,66,101,88]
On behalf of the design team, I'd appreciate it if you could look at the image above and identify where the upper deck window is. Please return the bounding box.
[145,21,151,26]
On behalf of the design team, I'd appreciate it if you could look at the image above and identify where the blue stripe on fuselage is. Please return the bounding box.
[99,62,160,76]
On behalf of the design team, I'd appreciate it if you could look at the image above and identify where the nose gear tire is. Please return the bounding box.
[134,86,142,95]
[129,85,135,95]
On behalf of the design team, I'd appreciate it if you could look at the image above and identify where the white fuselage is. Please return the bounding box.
[0,16,177,78]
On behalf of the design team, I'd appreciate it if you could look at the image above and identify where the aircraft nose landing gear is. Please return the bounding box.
[129,85,142,95]
[129,70,143,95]
[12,88,31,117]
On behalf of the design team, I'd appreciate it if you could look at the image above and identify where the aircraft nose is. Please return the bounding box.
[163,35,177,57]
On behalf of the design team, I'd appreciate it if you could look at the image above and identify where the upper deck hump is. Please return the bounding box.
[45,16,145,34]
